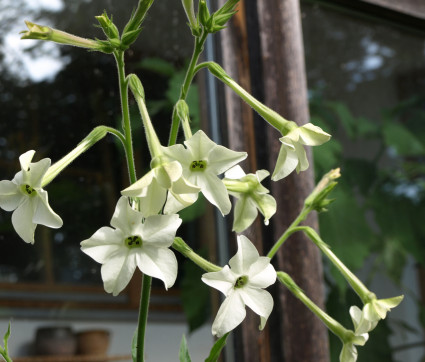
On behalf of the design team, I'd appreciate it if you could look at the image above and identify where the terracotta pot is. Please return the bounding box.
[76,329,110,355]
[35,326,77,356]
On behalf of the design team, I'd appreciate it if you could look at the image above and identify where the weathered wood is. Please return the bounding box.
[256,0,330,361]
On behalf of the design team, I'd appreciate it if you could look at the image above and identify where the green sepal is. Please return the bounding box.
[121,28,144,48]
[205,333,230,362]
[179,335,192,362]
[128,74,145,100]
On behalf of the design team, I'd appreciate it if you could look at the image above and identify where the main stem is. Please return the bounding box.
[168,32,208,146]
[114,50,151,362]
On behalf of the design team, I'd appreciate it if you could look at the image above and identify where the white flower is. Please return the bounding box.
[202,235,276,337]
[272,123,331,181]
[121,157,200,217]
[162,130,247,215]
[349,295,403,335]
[224,165,276,232]
[80,196,182,296]
[0,150,63,244]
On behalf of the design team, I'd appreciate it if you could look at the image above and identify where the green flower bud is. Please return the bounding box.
[96,12,120,40]
[304,168,340,212]
[128,74,145,100]
[20,21,105,51]
[198,0,211,28]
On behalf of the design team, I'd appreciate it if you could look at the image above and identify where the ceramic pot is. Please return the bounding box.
[76,329,110,355]
[35,326,77,356]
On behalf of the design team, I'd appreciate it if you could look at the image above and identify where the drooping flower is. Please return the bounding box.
[202,235,276,337]
[223,165,276,232]
[162,130,247,215]
[80,196,182,296]
[349,295,403,335]
[121,156,200,217]
[339,306,372,362]
[0,150,63,243]
[272,123,331,181]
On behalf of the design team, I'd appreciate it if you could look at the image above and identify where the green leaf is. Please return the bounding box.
[205,333,230,362]
[382,122,425,156]
[3,322,10,353]
[179,335,192,362]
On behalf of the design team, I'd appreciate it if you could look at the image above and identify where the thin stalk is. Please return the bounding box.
[168,32,208,146]
[136,274,152,362]
[266,206,311,259]
[114,50,137,184]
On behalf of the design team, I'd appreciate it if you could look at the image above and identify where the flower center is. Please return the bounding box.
[234,275,248,289]
[189,160,207,171]
[124,235,143,249]
[22,184,37,197]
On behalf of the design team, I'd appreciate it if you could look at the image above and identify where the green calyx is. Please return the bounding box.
[234,275,248,289]
[21,184,37,197]
[125,235,143,249]
[189,160,207,171]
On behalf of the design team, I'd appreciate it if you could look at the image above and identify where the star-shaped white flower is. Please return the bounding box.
[272,123,331,181]
[0,150,63,243]
[202,235,276,337]
[121,157,200,217]
[80,196,182,296]
[162,130,247,215]
[224,166,276,232]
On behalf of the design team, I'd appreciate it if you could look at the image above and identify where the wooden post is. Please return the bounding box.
[218,0,330,360]
[256,0,330,361]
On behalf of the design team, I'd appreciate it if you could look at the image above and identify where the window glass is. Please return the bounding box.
[0,0,201,310]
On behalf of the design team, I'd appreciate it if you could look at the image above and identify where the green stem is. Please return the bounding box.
[277,271,348,339]
[136,274,152,362]
[0,349,12,362]
[172,237,221,272]
[168,32,208,146]
[294,226,373,303]
[114,50,137,184]
[202,61,292,133]
[266,206,311,259]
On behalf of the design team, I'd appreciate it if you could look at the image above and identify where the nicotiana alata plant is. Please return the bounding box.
[0,1,403,361]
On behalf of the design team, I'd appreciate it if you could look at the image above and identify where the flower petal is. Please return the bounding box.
[121,171,155,197]
[298,123,331,146]
[33,190,63,228]
[207,145,247,175]
[137,246,178,289]
[140,214,182,248]
[229,235,260,275]
[110,196,144,233]
[271,143,299,181]
[184,130,217,160]
[202,265,236,296]
[28,159,51,188]
[19,150,36,171]
[232,196,258,233]
[101,248,135,296]
[196,172,231,215]
[0,180,22,211]
[80,227,123,263]
[212,290,246,337]
[247,261,276,289]
[224,165,246,179]
[239,287,274,330]
[11,199,37,244]
[294,142,309,173]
